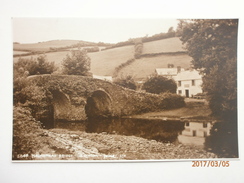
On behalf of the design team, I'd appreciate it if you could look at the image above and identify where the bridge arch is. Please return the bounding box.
[51,89,71,120]
[85,89,113,118]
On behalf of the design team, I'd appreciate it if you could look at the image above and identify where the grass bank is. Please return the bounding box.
[129,98,213,120]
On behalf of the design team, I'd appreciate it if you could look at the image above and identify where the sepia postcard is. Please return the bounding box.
[12,18,238,162]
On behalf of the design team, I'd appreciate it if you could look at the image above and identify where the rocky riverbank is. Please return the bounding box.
[30,128,218,161]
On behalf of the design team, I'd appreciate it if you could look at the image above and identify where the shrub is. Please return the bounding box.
[13,106,43,160]
[14,55,57,76]
[13,75,50,121]
[142,75,177,94]
[160,92,185,109]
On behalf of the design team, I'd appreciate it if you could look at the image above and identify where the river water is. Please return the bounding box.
[53,118,213,148]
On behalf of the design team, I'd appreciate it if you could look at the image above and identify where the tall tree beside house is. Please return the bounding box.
[178,19,238,120]
[62,49,91,76]
[178,19,238,157]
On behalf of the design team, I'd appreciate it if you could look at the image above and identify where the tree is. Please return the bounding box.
[62,49,91,76]
[178,19,238,119]
[167,26,175,37]
[142,75,177,94]
[113,74,137,90]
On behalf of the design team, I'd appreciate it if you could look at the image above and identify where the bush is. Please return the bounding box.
[160,92,185,109]
[62,49,91,76]
[113,75,137,90]
[142,75,177,94]
[13,75,49,120]
[13,106,43,160]
[14,55,57,76]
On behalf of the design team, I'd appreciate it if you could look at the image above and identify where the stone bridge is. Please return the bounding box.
[28,75,183,127]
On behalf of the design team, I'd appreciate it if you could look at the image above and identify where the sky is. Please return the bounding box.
[12,18,179,44]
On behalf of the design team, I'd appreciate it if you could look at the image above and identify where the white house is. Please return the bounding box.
[173,69,203,98]
[155,67,184,78]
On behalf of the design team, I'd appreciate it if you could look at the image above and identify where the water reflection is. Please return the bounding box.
[53,118,238,157]
[177,121,213,147]
[86,118,185,143]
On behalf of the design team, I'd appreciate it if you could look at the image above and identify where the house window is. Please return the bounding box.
[193,130,197,136]
[178,90,182,94]
[178,81,181,87]
[192,80,195,86]
[203,123,207,128]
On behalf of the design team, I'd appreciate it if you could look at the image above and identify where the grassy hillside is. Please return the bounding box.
[143,37,185,54]
[13,51,69,64]
[88,45,134,76]
[14,45,135,76]
[13,51,29,55]
[13,37,191,78]
[117,54,192,80]
[13,40,91,52]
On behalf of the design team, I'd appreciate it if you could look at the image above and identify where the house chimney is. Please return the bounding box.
[168,63,174,68]
[177,66,181,73]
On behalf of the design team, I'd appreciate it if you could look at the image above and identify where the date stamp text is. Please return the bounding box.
[192,161,230,167]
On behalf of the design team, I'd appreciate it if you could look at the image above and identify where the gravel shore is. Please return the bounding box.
[32,128,218,161]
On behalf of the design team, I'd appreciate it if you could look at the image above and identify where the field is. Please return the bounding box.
[13,51,30,55]
[14,45,135,76]
[13,40,87,52]
[143,37,185,54]
[117,54,192,80]
[13,37,191,78]
[88,45,134,76]
[14,51,69,64]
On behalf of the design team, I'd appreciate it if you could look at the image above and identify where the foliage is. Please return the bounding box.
[142,30,175,43]
[13,75,50,121]
[62,49,91,76]
[160,92,185,109]
[142,75,177,94]
[103,30,176,50]
[14,55,57,76]
[205,120,238,158]
[84,46,100,52]
[13,106,43,160]
[114,74,137,90]
[178,19,238,119]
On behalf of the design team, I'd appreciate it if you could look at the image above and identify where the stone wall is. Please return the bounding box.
[28,75,184,123]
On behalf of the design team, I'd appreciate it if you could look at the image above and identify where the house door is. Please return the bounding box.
[185,89,189,98]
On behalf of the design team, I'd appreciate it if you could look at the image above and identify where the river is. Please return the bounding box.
[53,118,213,148]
